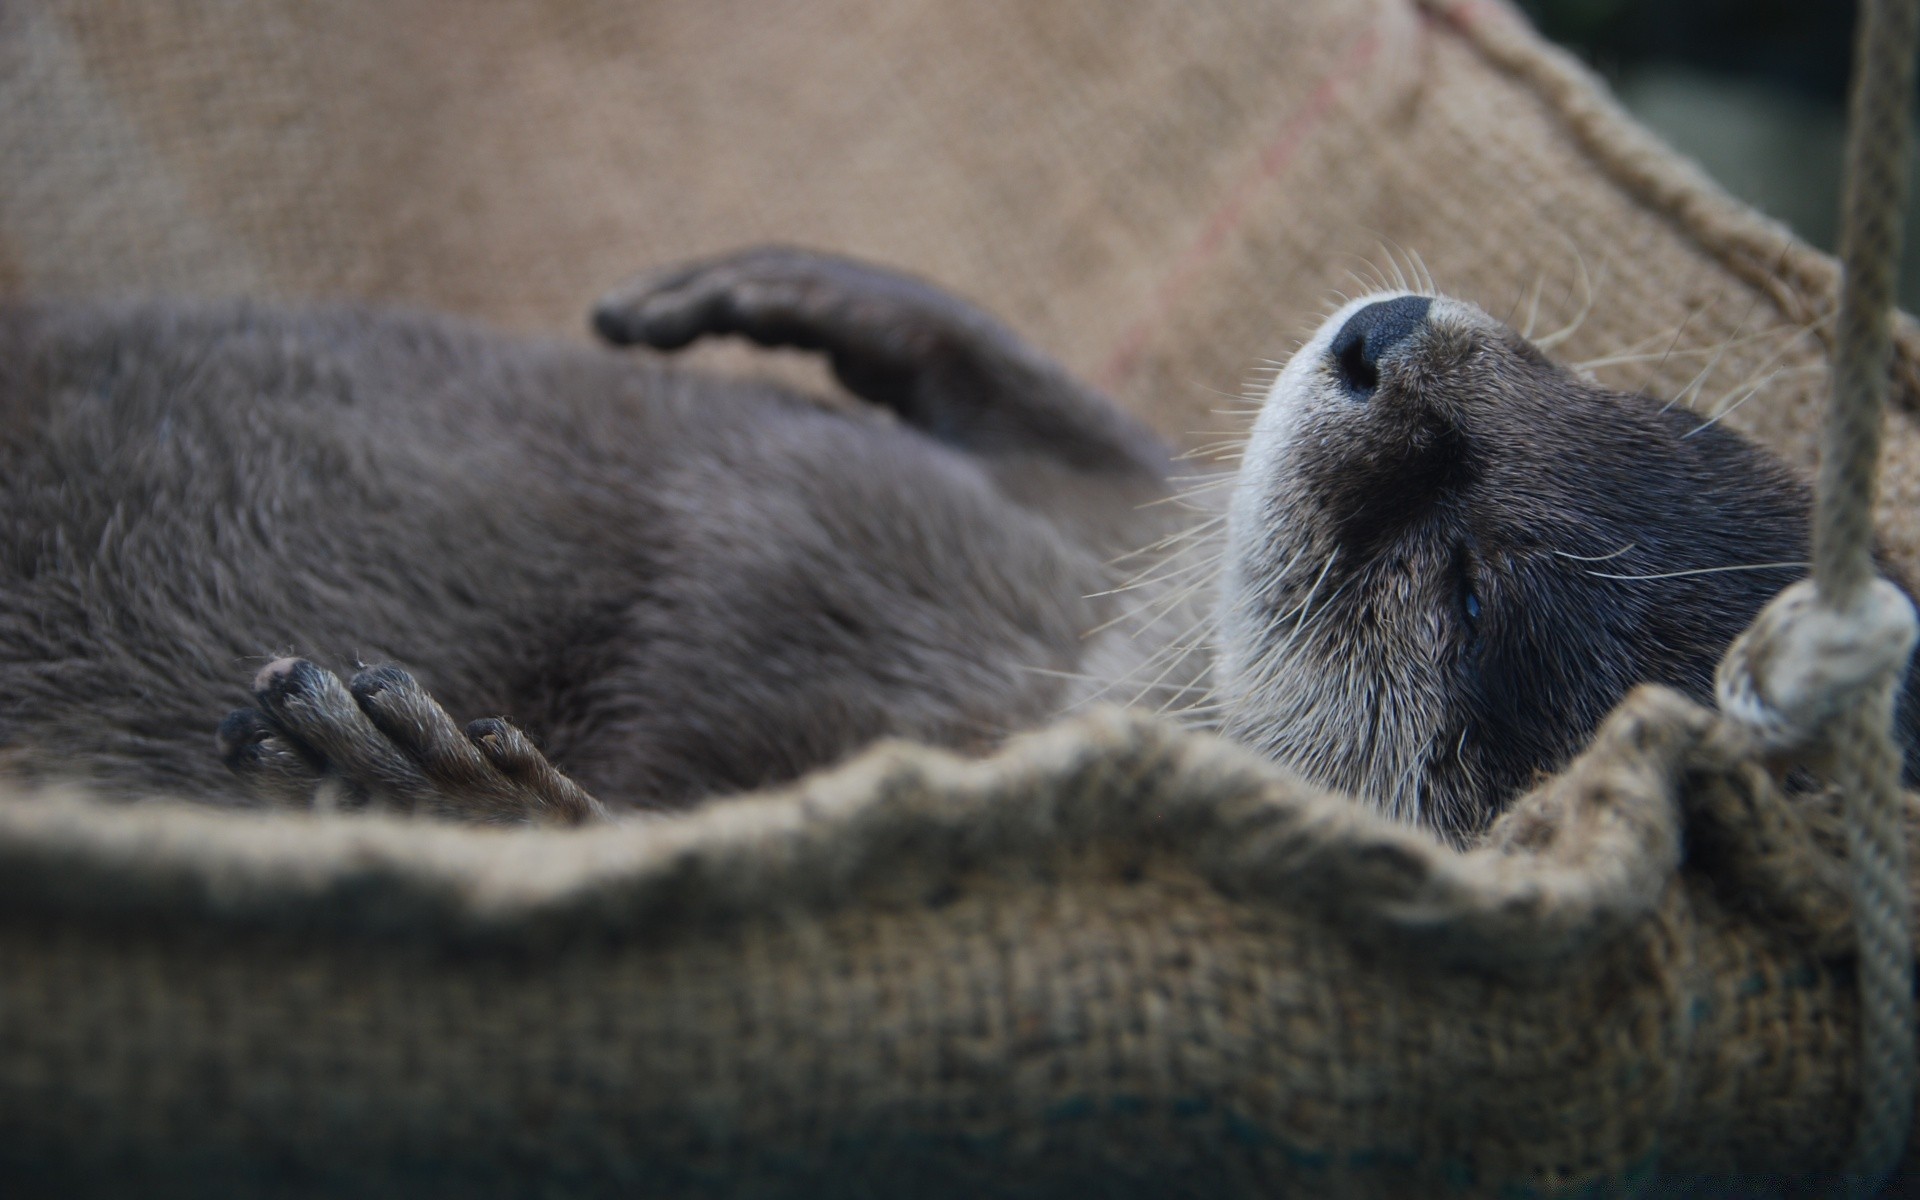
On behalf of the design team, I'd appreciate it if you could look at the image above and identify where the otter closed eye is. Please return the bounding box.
[1456,557,1482,633]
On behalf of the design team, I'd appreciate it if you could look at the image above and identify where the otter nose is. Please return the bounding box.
[1328,296,1432,399]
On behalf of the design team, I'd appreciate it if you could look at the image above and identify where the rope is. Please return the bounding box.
[1714,1,1920,1192]
[1822,0,1916,1191]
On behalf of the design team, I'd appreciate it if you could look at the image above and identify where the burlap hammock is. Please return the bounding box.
[3,0,1919,1194]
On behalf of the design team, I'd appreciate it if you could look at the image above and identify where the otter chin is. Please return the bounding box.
[1216,292,1920,843]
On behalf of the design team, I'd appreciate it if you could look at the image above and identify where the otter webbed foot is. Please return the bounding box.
[216,658,607,825]
[591,245,1168,477]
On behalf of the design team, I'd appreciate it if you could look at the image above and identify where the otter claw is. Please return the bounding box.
[220,658,607,825]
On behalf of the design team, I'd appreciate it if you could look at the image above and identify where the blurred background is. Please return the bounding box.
[1517,0,1920,305]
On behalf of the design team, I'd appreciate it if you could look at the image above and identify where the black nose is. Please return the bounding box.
[1328,296,1432,399]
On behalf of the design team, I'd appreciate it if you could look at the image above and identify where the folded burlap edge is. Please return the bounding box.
[0,686,1859,980]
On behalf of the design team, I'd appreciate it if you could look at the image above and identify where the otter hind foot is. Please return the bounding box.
[217,658,607,826]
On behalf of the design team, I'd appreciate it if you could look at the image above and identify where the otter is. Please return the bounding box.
[0,248,1912,841]
[0,249,1181,824]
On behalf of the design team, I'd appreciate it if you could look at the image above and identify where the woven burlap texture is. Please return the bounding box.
[4,0,1920,1194]
[0,691,1893,1195]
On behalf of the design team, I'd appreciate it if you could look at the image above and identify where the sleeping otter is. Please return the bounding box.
[0,247,1912,840]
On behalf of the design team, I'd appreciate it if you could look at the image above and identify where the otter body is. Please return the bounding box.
[0,249,1912,839]
[0,252,1173,815]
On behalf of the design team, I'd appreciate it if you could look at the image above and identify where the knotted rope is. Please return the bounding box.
[1715,0,1920,1191]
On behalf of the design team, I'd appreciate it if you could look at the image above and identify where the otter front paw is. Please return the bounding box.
[215,658,607,825]
[592,246,1168,477]
[591,245,1016,418]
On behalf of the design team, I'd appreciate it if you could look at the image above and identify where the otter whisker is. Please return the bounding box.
[1114,517,1228,558]
[1683,363,1825,439]
[1178,436,1254,460]
[1572,316,1708,372]
[1659,278,1779,414]
[1099,570,1228,644]
[1336,274,1372,302]
[1124,619,1221,710]
[1532,247,1595,351]
[1389,736,1433,824]
[1150,494,1230,517]
[1376,237,1433,297]
[1258,551,1345,663]
[1586,561,1808,582]
[1084,559,1226,641]
[1335,252,1392,298]
[1161,692,1226,714]
[1018,664,1209,704]
[1153,671,1220,717]
[1681,330,1826,437]
[1406,245,1437,295]
[1573,321,1787,371]
[1386,238,1431,296]
[1060,603,1219,712]
[1175,444,1238,462]
[1188,381,1261,408]
[1574,299,1812,374]
[1376,242,1410,293]
[1146,480,1233,505]
[1140,474,1237,509]
[1551,543,1635,563]
[1115,608,1219,678]
[1109,513,1228,565]
[1289,550,1341,625]
[1085,549,1225,599]
[1499,286,1526,330]
[1643,305,1703,395]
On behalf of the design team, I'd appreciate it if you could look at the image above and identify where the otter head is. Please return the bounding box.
[1218,292,1855,843]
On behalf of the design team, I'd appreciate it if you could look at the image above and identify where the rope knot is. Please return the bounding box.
[1715,576,1918,754]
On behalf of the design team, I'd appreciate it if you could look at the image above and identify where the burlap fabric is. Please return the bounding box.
[5,0,1920,1193]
